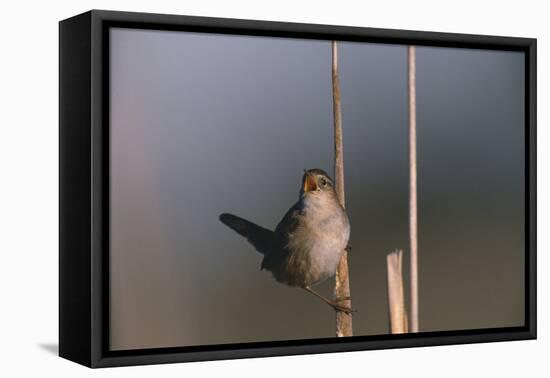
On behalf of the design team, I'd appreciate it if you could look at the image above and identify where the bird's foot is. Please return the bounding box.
[303,287,355,314]
[334,296,351,302]
[329,301,355,314]
[330,296,354,314]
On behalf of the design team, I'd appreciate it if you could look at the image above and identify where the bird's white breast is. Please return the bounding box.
[286,194,350,286]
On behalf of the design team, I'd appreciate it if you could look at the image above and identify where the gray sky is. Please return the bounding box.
[109,28,525,350]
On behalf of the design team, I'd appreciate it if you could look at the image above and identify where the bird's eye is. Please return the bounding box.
[319,178,327,187]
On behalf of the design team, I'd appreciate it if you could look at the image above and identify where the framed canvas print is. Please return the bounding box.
[59,10,536,368]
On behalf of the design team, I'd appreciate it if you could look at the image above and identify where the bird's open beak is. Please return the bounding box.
[303,170,318,192]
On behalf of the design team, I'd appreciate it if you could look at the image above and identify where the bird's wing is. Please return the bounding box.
[219,213,274,255]
[261,202,303,271]
[273,201,303,237]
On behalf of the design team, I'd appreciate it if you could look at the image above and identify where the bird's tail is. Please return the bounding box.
[219,213,273,255]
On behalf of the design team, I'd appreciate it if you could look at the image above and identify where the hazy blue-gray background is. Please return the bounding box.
[109,28,524,350]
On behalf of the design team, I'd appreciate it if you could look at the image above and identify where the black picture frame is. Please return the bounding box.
[59,9,537,368]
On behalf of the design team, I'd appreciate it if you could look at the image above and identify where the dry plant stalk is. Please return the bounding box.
[386,249,409,333]
[331,40,353,337]
[408,45,419,333]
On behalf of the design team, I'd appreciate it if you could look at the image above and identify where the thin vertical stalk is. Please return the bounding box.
[408,45,419,333]
[332,40,353,337]
[386,249,409,334]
